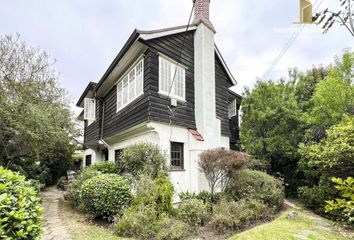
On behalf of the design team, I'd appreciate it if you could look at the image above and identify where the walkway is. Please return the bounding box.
[41,186,73,240]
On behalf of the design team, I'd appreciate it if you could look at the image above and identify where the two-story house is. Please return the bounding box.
[77,0,241,196]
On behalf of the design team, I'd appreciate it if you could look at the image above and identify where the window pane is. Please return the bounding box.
[129,69,136,101]
[136,61,143,94]
[117,82,122,109]
[122,76,128,105]
[170,142,183,169]
[174,67,184,98]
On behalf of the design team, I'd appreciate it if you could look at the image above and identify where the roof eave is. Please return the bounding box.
[76,82,97,107]
[215,44,237,86]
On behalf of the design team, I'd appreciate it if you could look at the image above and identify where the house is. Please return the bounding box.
[76,0,241,197]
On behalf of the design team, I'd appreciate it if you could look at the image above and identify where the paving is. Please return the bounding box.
[41,186,73,240]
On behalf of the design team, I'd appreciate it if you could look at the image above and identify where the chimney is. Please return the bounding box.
[192,0,215,32]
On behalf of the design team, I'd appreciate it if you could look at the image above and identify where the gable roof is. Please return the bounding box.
[76,82,97,107]
[92,24,237,98]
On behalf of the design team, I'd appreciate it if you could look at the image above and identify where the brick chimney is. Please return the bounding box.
[192,0,215,32]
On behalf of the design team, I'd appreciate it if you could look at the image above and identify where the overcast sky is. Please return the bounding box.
[0,0,352,113]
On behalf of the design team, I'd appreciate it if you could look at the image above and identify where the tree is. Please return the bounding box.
[240,80,303,196]
[0,34,79,184]
[313,0,354,37]
[198,148,249,194]
[303,50,354,142]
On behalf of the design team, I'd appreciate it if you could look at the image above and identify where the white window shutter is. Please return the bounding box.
[84,98,96,121]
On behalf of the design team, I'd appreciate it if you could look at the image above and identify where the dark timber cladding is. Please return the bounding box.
[84,99,101,146]
[215,54,233,137]
[143,31,196,130]
[101,58,150,139]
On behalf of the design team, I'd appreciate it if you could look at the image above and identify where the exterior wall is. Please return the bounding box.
[215,55,233,136]
[143,32,197,130]
[83,148,102,168]
[84,99,101,147]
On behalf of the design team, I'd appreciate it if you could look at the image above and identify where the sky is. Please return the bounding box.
[0,0,352,114]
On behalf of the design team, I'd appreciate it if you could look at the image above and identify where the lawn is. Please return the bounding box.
[58,199,123,240]
[230,209,353,240]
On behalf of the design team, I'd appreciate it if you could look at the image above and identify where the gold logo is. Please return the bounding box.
[294,0,314,24]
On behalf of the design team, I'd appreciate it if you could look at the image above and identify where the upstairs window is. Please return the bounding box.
[117,59,144,112]
[159,56,186,101]
[170,142,184,170]
[228,99,237,118]
[84,98,96,121]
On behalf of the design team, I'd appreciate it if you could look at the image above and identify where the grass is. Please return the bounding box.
[58,199,124,240]
[229,209,353,240]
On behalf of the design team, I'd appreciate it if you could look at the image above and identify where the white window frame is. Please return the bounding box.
[116,58,144,112]
[228,99,237,118]
[84,98,96,124]
[158,55,186,102]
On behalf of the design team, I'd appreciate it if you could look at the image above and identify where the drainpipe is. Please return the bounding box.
[98,100,111,150]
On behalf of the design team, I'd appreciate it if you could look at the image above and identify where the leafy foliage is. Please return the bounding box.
[156,218,191,240]
[134,174,174,214]
[226,169,285,210]
[120,142,168,179]
[210,199,270,233]
[177,199,207,229]
[87,161,120,174]
[80,174,132,221]
[325,177,354,225]
[69,168,100,208]
[0,167,43,239]
[199,149,249,194]
[0,34,79,185]
[115,204,162,240]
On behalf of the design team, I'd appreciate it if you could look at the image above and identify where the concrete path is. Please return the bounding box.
[41,186,72,240]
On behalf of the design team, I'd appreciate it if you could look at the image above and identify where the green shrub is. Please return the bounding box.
[134,174,174,214]
[0,167,43,239]
[28,179,45,192]
[121,142,168,178]
[226,169,284,210]
[178,191,222,211]
[69,168,99,208]
[88,161,120,174]
[325,177,354,225]
[115,204,162,240]
[81,174,132,221]
[156,218,191,240]
[177,199,207,229]
[210,199,270,233]
[56,176,68,190]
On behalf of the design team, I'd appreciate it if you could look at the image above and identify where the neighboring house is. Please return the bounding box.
[76,0,241,198]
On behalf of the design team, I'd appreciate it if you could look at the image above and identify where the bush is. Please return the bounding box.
[121,142,168,178]
[134,174,174,214]
[226,169,284,210]
[81,174,132,221]
[69,168,99,208]
[56,176,68,190]
[156,218,191,240]
[115,204,162,240]
[178,191,222,211]
[88,161,120,174]
[199,149,249,194]
[0,167,43,239]
[325,177,354,225]
[28,179,45,192]
[210,199,270,233]
[177,199,207,229]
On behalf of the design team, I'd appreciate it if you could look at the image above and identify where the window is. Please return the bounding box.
[115,149,123,164]
[84,98,96,121]
[85,155,92,167]
[117,59,144,112]
[170,142,184,170]
[102,149,109,161]
[159,56,185,101]
[228,99,237,118]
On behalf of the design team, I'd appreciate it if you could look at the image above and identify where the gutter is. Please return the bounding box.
[98,100,112,150]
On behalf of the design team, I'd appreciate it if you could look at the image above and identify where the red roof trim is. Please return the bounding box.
[188,129,204,141]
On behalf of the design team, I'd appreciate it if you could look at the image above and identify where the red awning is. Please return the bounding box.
[188,129,204,141]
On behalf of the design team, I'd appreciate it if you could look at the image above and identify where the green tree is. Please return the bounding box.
[240,80,303,195]
[0,34,79,185]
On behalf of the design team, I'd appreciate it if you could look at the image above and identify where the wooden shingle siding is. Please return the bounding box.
[143,31,197,130]
[215,55,233,137]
